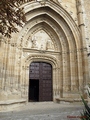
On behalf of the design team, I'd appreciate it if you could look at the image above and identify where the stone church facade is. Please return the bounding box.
[0,0,90,111]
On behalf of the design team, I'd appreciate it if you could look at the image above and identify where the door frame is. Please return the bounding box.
[23,55,61,102]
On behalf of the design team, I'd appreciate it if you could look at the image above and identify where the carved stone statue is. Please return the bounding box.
[31,36,38,49]
[46,40,54,51]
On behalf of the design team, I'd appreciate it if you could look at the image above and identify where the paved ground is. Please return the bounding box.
[0,102,84,120]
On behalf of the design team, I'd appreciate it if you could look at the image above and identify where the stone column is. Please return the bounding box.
[9,44,13,91]
[76,0,89,96]
[0,38,9,100]
[13,44,18,90]
[70,51,79,91]
[63,52,71,93]
[13,46,22,99]
[1,40,6,90]
[25,66,29,101]
[20,66,25,98]
[77,49,83,91]
[22,65,28,99]
[4,39,10,91]
[58,54,63,98]
[55,68,59,98]
[53,67,57,100]
[0,36,4,90]
[15,48,21,89]
[6,41,12,92]
[10,44,17,92]
[17,48,22,89]
[57,68,62,98]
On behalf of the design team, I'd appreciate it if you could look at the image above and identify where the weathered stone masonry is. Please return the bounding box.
[0,0,89,111]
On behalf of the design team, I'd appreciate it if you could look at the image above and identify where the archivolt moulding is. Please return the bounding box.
[24,54,59,68]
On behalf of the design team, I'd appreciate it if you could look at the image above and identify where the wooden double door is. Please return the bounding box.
[29,62,52,102]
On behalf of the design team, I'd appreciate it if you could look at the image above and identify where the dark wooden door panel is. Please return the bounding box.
[29,62,52,102]
[30,62,40,79]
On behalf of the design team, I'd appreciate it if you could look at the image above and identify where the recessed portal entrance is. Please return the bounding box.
[29,62,52,102]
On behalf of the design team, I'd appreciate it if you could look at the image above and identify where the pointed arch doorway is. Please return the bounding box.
[28,61,53,102]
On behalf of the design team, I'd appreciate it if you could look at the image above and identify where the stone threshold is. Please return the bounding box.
[55,98,88,103]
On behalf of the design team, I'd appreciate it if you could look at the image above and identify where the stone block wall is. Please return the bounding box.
[57,0,78,24]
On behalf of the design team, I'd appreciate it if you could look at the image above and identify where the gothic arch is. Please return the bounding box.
[0,0,89,111]
[24,54,58,68]
[17,0,84,99]
[10,0,88,100]
[22,1,81,48]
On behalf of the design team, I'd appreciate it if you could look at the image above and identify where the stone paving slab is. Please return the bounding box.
[0,102,84,120]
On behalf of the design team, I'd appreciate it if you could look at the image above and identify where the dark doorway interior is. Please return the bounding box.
[29,79,39,102]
